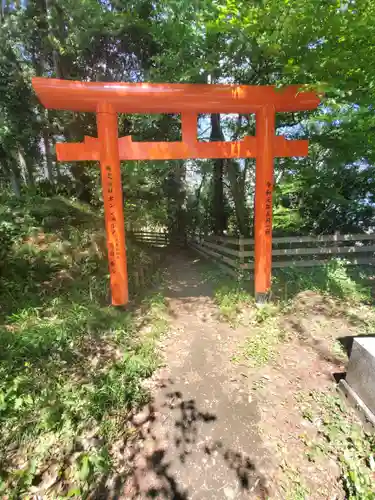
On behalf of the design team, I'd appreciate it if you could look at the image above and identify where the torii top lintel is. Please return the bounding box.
[32,77,320,163]
[32,77,319,114]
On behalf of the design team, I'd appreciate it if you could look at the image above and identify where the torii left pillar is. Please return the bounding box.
[96,102,128,305]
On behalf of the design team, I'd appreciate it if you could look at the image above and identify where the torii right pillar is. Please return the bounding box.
[254,105,277,304]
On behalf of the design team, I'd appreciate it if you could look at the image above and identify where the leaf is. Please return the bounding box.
[0,392,7,411]
[67,487,82,497]
[78,455,91,482]
[14,397,23,410]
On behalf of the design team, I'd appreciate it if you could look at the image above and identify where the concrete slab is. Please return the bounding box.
[338,379,375,428]
[345,337,375,423]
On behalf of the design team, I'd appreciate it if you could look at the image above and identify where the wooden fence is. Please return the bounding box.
[128,231,187,247]
[128,231,169,247]
[189,233,375,278]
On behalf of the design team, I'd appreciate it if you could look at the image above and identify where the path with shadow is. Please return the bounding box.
[118,252,270,499]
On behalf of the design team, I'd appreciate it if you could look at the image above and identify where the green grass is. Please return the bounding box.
[273,260,372,304]
[280,463,310,500]
[201,266,287,365]
[243,327,285,367]
[242,304,287,366]
[299,390,375,499]
[202,256,375,372]
[202,256,373,326]
[0,193,168,498]
[202,267,253,325]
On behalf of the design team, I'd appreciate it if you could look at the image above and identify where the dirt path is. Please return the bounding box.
[114,252,373,500]
[124,253,270,499]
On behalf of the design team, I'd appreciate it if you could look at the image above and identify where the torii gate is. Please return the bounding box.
[32,78,320,306]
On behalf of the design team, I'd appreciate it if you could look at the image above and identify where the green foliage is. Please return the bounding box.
[0,192,168,497]
[242,308,285,367]
[203,267,253,324]
[0,219,17,261]
[280,463,310,500]
[300,390,375,499]
[273,260,372,303]
[214,283,252,325]
[2,0,375,236]
[3,1,375,495]
[202,265,285,365]
[74,448,112,485]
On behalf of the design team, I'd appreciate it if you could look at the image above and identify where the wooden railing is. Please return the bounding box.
[128,231,169,247]
[189,233,375,278]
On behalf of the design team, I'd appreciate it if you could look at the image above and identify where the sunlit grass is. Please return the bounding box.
[201,267,253,325]
[272,261,372,304]
[298,389,375,499]
[0,195,168,497]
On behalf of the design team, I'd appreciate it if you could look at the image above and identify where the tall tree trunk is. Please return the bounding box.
[17,148,34,186]
[165,161,186,244]
[43,127,54,183]
[33,2,59,184]
[226,160,248,235]
[51,136,61,181]
[10,169,21,198]
[174,160,186,243]
[44,0,64,78]
[210,114,226,235]
[6,156,21,198]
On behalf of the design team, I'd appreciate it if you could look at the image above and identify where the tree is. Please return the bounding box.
[1,0,375,235]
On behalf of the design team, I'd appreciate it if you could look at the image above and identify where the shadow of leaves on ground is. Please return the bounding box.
[92,380,269,499]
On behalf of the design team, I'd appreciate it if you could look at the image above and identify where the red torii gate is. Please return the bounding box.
[32,78,320,306]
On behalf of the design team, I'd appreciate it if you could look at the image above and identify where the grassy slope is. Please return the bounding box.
[0,194,168,498]
[204,262,375,499]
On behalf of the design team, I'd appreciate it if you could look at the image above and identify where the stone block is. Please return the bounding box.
[345,337,375,417]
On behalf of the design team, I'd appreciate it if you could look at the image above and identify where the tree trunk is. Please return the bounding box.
[51,136,61,181]
[18,148,34,186]
[226,159,248,235]
[210,114,226,235]
[165,161,186,245]
[43,128,54,183]
[174,160,187,244]
[7,156,21,198]
[44,0,64,78]
[10,170,21,198]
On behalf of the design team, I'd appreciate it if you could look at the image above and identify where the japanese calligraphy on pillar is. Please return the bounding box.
[105,164,121,275]
[265,181,272,236]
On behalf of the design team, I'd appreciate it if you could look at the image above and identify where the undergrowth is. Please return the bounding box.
[203,257,374,366]
[202,267,253,325]
[299,390,375,499]
[203,256,372,329]
[242,305,287,367]
[0,192,168,498]
[280,463,310,500]
[273,260,372,304]
[201,266,287,365]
